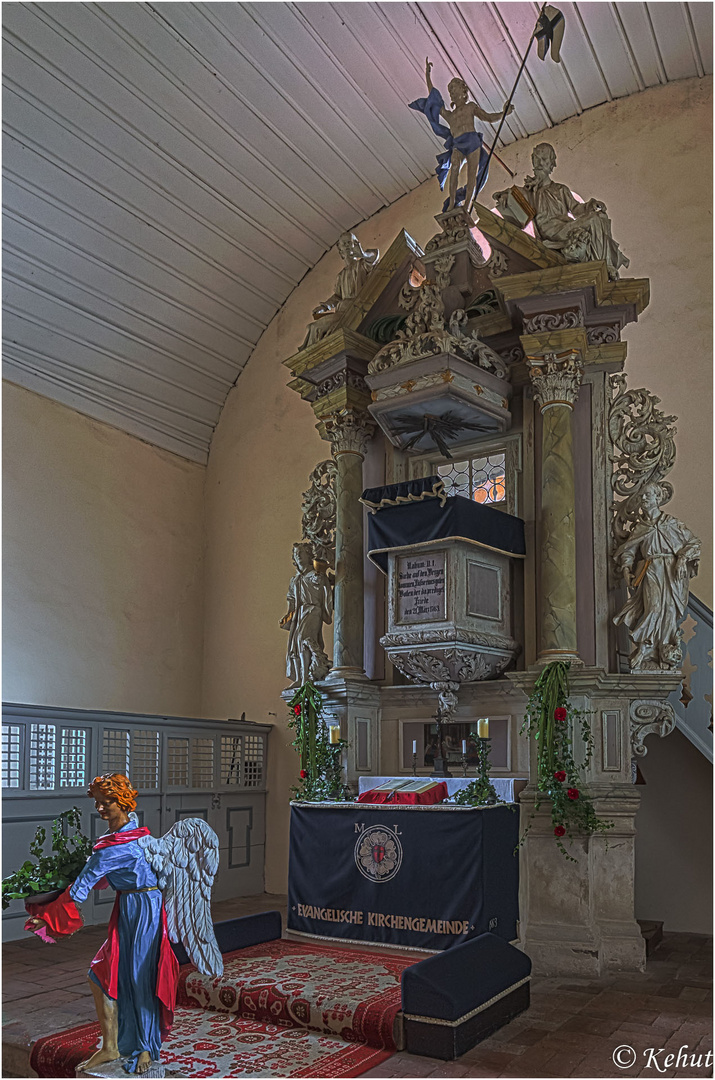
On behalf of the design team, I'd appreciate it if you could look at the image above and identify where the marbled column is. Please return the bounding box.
[322,409,374,678]
[528,354,583,661]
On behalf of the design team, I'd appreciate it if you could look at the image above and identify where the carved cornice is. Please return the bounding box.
[629,699,676,756]
[319,408,375,457]
[527,352,584,411]
[382,628,520,653]
[283,328,378,380]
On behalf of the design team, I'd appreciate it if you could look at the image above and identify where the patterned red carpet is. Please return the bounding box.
[30,939,415,1077]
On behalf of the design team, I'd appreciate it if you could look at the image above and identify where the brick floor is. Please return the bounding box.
[2,898,711,1079]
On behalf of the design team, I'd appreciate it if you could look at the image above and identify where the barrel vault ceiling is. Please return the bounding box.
[3,2,712,463]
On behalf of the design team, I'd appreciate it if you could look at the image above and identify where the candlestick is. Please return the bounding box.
[412,740,417,754]
[461,753,468,778]
[477,718,490,739]
[462,739,467,754]
[412,751,417,778]
[329,725,340,744]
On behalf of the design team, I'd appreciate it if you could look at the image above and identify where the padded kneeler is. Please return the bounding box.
[401,932,531,1059]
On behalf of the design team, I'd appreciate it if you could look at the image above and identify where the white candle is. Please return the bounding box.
[412,740,417,754]
[462,739,467,754]
[478,718,490,738]
[329,725,340,744]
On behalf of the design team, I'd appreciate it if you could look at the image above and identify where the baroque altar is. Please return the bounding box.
[280,139,700,975]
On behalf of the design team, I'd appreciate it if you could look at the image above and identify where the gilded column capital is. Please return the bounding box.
[527,352,583,412]
[320,408,375,458]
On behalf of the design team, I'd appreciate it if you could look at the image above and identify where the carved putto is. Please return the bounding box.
[494,143,629,280]
[302,232,378,349]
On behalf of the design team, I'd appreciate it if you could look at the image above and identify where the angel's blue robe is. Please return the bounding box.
[67,822,175,1073]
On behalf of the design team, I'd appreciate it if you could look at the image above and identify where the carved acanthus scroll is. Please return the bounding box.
[629,699,676,757]
[300,460,337,568]
[368,254,506,378]
[609,374,677,547]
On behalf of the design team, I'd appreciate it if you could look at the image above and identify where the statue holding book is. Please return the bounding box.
[493,142,629,279]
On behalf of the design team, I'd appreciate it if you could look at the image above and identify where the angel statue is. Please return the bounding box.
[613,482,701,670]
[302,231,379,348]
[280,541,333,686]
[24,773,223,1075]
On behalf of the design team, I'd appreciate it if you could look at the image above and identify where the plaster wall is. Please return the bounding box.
[203,78,712,897]
[3,382,205,716]
[636,727,712,934]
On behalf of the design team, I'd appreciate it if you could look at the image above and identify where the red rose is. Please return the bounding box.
[554,707,567,722]
[293,705,301,716]
[554,770,566,782]
[568,788,579,800]
[300,769,307,779]
[554,824,566,837]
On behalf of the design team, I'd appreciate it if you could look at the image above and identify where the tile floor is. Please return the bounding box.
[2,894,711,1079]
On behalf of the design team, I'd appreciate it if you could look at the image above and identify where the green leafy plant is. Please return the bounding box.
[450,735,500,806]
[287,682,352,802]
[2,807,93,909]
[520,661,613,860]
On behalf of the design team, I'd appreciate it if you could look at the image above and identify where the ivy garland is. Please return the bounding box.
[450,736,500,806]
[521,661,613,860]
[287,682,352,802]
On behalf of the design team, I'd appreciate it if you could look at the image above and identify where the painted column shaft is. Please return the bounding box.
[540,404,578,657]
[331,450,365,675]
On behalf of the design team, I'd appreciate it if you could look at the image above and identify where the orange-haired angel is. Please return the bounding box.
[25,773,222,1075]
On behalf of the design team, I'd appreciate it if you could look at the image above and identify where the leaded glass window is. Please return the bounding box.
[437,453,506,504]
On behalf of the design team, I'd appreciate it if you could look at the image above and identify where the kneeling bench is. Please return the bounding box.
[401,932,531,1059]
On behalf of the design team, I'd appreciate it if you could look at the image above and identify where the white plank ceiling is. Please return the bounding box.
[3,2,712,463]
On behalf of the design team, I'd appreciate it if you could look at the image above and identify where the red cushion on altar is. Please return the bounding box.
[357,782,449,805]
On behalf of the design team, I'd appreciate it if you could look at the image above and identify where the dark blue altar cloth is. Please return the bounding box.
[366,491,526,574]
[402,932,532,1021]
[287,803,519,951]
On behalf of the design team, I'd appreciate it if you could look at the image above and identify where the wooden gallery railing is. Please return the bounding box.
[1,703,271,940]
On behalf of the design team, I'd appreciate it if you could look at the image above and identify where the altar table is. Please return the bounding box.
[358,776,527,801]
[287,801,519,952]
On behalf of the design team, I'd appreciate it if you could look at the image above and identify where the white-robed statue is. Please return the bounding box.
[494,143,629,280]
[302,232,378,348]
[280,542,333,686]
[613,482,701,670]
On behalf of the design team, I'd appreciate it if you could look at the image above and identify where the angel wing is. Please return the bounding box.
[137,818,223,977]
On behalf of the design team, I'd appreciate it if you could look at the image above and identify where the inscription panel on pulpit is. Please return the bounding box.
[396,552,446,623]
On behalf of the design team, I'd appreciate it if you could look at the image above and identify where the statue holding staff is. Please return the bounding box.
[409,59,513,214]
